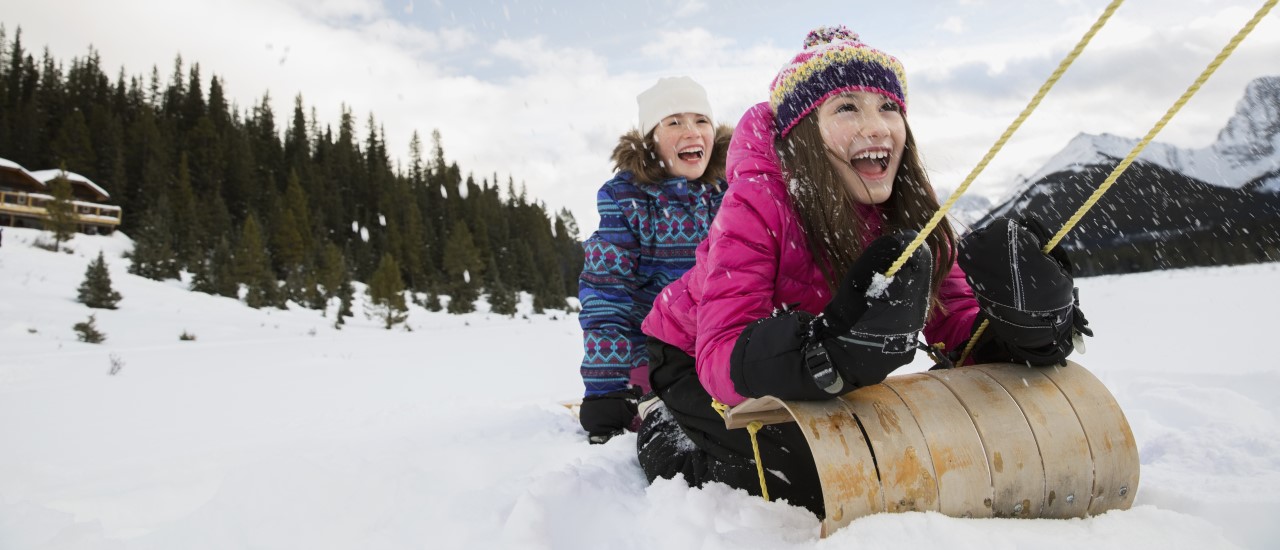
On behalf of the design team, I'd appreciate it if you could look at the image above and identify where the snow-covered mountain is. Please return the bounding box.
[981,76,1280,276]
[1021,76,1280,192]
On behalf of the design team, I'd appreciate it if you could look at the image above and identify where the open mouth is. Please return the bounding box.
[851,148,890,176]
[677,146,705,162]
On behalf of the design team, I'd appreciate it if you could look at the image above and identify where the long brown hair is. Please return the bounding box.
[777,114,956,307]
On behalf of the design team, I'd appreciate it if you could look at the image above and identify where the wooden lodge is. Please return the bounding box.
[0,157,122,234]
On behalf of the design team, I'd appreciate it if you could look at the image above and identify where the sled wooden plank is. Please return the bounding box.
[723,397,798,429]
[841,383,940,514]
[1040,361,1140,514]
[974,364,1093,518]
[926,368,1045,518]
[785,399,884,536]
[883,375,994,518]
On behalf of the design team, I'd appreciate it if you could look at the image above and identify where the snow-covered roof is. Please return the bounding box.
[0,157,47,191]
[30,169,110,200]
[0,157,26,171]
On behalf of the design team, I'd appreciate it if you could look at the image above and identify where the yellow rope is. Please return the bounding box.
[1043,0,1277,253]
[959,0,1276,365]
[883,0,1125,279]
[711,399,770,501]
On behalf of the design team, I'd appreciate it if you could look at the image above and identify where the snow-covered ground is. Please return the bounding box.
[1,225,1278,550]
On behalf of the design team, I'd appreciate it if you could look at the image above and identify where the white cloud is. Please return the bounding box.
[940,16,967,34]
[673,0,709,18]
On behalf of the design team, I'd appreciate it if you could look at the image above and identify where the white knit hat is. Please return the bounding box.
[636,76,713,134]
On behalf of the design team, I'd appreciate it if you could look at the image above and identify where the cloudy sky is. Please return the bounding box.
[5,0,1278,233]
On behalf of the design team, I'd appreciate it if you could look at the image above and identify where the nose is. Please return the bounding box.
[680,120,700,137]
[858,113,889,139]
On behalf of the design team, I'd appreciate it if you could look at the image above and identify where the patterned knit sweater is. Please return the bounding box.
[578,172,725,397]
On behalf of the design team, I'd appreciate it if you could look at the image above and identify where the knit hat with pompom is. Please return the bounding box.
[769,25,907,137]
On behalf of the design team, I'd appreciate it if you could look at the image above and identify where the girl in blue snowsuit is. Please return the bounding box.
[577,76,732,444]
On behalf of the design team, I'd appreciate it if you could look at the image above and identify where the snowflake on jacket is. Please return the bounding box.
[579,126,733,397]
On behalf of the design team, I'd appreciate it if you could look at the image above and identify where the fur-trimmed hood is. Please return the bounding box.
[610,124,734,186]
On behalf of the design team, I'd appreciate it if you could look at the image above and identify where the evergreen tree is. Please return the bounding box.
[171,152,199,266]
[442,221,483,314]
[43,172,78,251]
[190,235,239,298]
[366,253,408,329]
[233,216,279,308]
[127,198,181,280]
[77,251,122,309]
[50,109,95,172]
[335,268,355,326]
[485,255,518,316]
[317,242,346,304]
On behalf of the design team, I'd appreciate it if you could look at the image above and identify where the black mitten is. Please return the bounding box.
[579,387,640,444]
[958,217,1093,366]
[730,233,933,400]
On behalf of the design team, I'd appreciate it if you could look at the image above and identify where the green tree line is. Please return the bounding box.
[0,26,583,313]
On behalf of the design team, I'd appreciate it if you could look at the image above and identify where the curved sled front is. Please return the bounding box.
[723,361,1139,537]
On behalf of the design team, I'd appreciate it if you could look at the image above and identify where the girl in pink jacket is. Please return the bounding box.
[636,26,1091,517]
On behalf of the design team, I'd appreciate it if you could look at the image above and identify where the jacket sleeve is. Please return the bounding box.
[924,258,981,357]
[693,104,791,406]
[578,184,644,397]
[693,190,787,407]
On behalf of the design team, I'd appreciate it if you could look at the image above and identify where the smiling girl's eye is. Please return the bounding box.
[696,117,710,124]
[880,100,900,112]
[835,102,858,114]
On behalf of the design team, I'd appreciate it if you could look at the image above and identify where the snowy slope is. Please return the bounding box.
[2,226,1279,549]
[1022,76,1280,190]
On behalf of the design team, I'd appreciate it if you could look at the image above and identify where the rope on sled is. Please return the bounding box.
[882,0,1126,280]
[711,399,770,502]
[957,0,1279,366]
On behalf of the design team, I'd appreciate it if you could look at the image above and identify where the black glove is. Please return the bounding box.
[729,232,933,400]
[579,387,641,444]
[958,217,1093,366]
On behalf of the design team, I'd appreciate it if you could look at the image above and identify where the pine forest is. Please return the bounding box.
[0,27,584,314]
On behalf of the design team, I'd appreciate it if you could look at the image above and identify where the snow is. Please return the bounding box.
[2,225,1279,549]
[29,169,112,200]
[0,156,30,171]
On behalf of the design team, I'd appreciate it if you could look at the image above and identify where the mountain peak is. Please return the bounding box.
[1213,75,1280,161]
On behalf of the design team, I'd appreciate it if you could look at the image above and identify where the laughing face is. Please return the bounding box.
[652,112,714,181]
[815,91,906,205]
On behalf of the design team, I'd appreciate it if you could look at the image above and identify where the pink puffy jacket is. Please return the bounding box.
[641,103,980,406]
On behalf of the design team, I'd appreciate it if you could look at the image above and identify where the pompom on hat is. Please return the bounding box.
[637,76,713,134]
[769,25,908,137]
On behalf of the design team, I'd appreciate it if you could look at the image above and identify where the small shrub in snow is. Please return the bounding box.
[32,237,59,252]
[73,314,105,344]
[108,353,124,375]
[179,330,197,341]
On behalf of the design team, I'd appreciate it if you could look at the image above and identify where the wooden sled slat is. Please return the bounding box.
[972,364,1093,518]
[785,399,884,536]
[841,383,940,515]
[1040,363,1140,514]
[926,368,1045,517]
[882,375,994,518]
